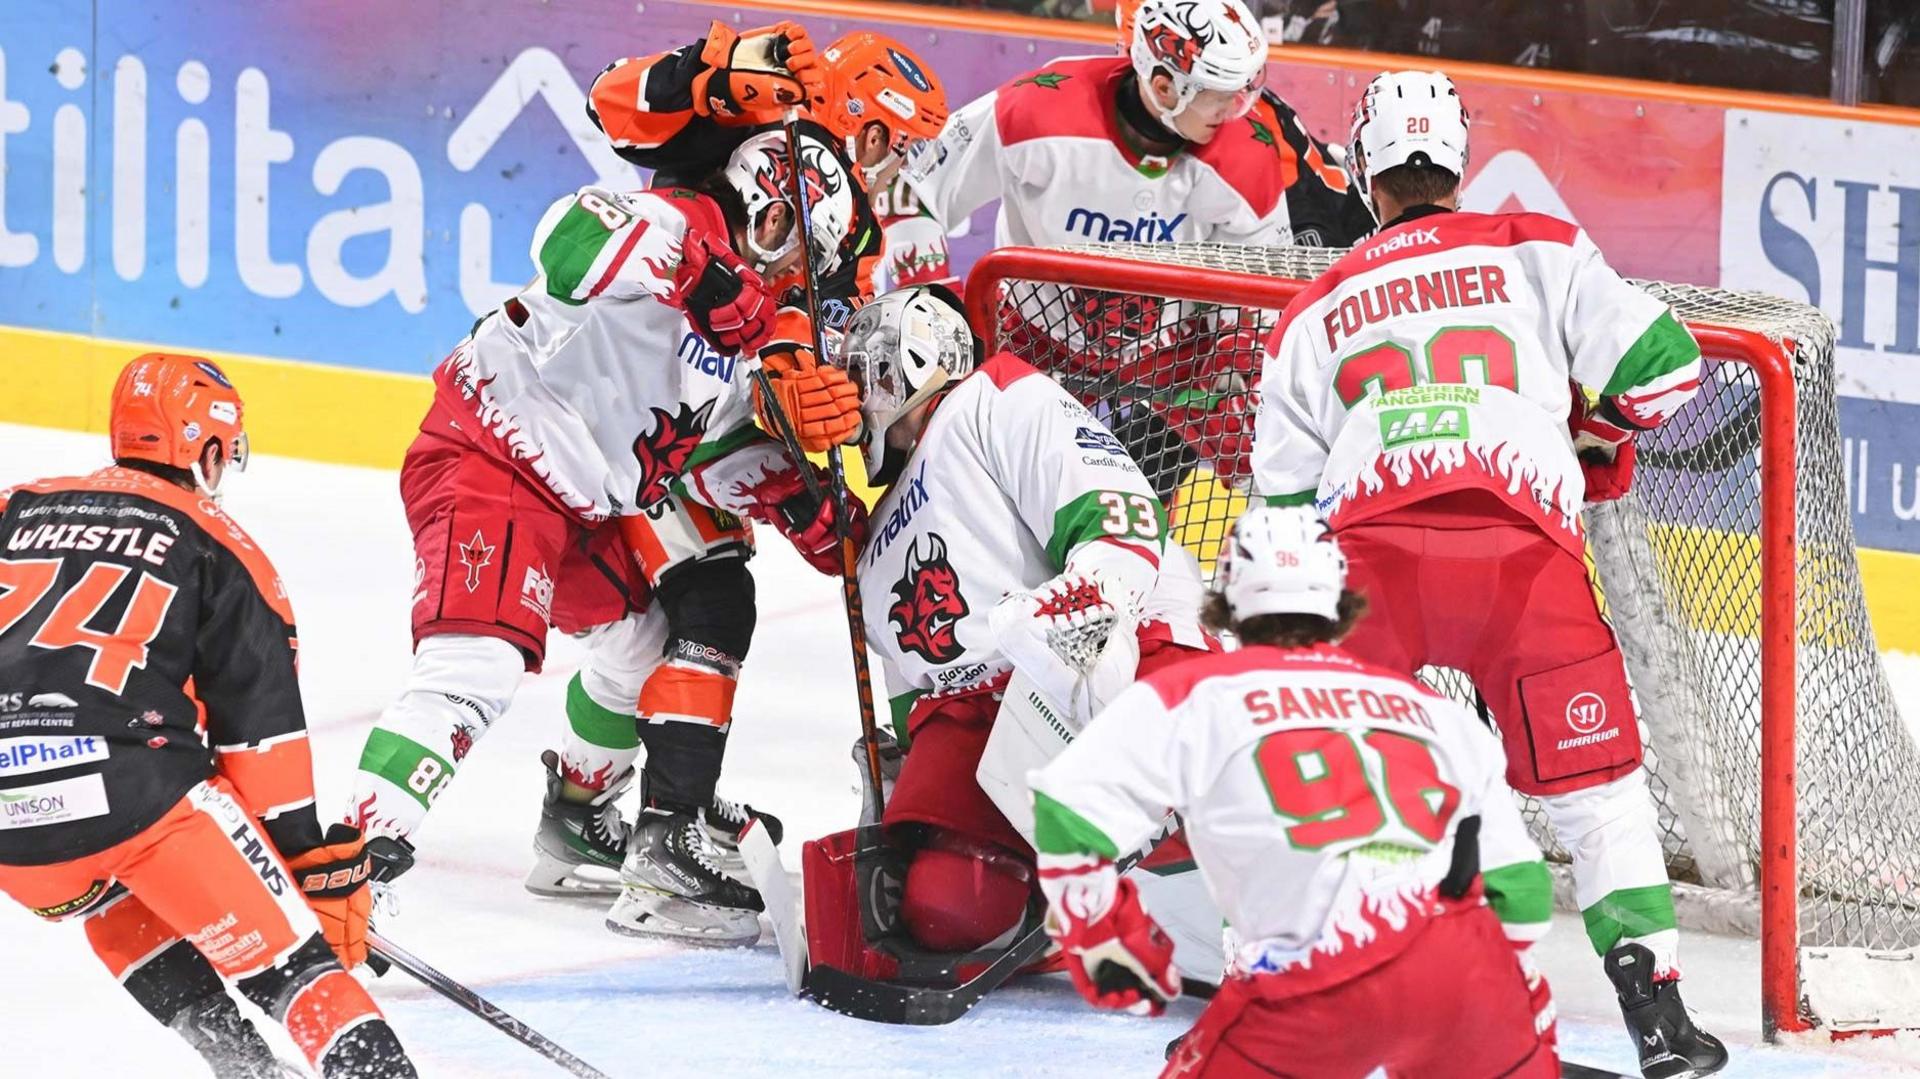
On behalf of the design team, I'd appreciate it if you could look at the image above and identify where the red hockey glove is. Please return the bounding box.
[748,464,869,575]
[1569,389,1639,502]
[673,232,777,356]
[1041,867,1180,1017]
[288,824,375,969]
[692,20,823,122]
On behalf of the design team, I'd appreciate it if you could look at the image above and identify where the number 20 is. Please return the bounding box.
[1334,325,1519,406]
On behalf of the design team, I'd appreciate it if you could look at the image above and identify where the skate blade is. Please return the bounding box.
[524,850,622,898]
[605,888,761,948]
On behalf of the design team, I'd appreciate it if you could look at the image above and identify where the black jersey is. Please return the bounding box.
[0,467,323,865]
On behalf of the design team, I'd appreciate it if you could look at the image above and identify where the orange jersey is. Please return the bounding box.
[0,467,319,865]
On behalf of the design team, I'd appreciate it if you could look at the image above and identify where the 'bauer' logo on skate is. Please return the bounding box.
[1565,691,1607,735]
[456,530,494,593]
[887,533,969,665]
[631,399,717,510]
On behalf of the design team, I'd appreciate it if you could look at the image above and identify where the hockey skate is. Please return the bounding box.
[525,750,631,897]
[701,791,784,886]
[1604,943,1729,1078]
[605,805,765,946]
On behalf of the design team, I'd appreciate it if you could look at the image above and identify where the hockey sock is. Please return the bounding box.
[237,935,416,1078]
[559,672,642,798]
[640,717,728,813]
[1539,770,1680,974]
[345,634,520,841]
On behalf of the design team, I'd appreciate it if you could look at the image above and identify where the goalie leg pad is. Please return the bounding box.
[801,828,901,982]
[885,687,1028,857]
[900,835,1031,954]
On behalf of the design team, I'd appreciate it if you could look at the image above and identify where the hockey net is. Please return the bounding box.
[964,242,1920,1035]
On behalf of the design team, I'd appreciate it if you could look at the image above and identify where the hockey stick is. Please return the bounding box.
[368,931,612,1079]
[1561,1063,1635,1079]
[773,110,888,824]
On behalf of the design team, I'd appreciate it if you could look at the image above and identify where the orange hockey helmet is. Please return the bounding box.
[1115,0,1144,50]
[110,353,248,490]
[812,33,948,174]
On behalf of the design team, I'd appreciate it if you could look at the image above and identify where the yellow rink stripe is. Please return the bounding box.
[2,321,1913,649]
[0,324,432,471]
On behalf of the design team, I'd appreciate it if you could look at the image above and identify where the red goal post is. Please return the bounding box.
[962,243,1873,1039]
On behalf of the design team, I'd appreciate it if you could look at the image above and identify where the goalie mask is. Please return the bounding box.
[1128,0,1267,132]
[1212,505,1346,620]
[721,127,856,277]
[1347,70,1470,206]
[831,285,976,485]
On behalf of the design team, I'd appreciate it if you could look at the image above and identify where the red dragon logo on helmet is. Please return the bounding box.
[887,533,970,664]
[752,140,843,210]
[1144,22,1202,73]
[630,398,717,510]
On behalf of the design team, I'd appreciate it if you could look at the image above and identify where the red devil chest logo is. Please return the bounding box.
[631,398,716,510]
[887,533,970,665]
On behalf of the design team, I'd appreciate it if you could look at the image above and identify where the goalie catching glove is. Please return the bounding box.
[1040,854,1181,1017]
[288,824,375,969]
[990,550,1152,717]
[755,310,863,452]
[693,20,823,122]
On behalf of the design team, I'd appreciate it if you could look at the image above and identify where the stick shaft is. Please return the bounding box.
[779,113,886,813]
[368,932,610,1079]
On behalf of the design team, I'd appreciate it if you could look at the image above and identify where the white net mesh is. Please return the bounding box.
[980,241,1920,958]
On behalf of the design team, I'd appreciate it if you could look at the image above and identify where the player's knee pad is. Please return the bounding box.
[346,634,522,838]
[237,934,402,1074]
[655,556,756,661]
[900,835,1032,954]
[576,607,671,711]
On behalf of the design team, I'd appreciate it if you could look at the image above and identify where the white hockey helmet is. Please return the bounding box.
[1128,0,1268,131]
[831,285,977,484]
[720,127,856,276]
[1347,70,1470,204]
[1212,505,1347,621]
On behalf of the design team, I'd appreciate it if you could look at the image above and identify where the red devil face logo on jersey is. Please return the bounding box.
[887,533,969,665]
[631,398,716,510]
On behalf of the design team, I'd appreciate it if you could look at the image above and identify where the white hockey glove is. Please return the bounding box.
[989,572,1140,719]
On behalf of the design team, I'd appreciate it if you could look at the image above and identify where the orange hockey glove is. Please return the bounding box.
[693,21,824,122]
[756,353,862,453]
[288,824,374,969]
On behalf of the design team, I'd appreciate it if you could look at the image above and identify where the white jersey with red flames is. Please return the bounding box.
[1252,209,1703,553]
[1029,643,1541,984]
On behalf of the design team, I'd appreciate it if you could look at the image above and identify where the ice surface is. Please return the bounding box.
[1,423,1915,1077]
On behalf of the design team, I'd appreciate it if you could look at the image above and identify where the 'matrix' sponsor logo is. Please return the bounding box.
[1063,208,1188,242]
